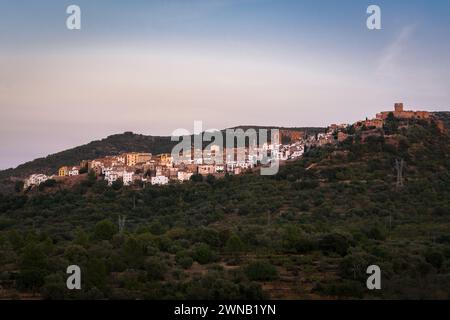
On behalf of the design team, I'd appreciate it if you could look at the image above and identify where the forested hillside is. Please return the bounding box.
[0,119,449,299]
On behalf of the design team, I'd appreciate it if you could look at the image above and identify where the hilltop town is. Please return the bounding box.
[2,102,450,301]
[22,103,443,190]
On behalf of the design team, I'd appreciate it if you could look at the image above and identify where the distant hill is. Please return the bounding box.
[0,132,176,181]
[0,126,325,181]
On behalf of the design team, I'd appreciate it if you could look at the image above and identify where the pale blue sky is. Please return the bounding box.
[1,0,450,169]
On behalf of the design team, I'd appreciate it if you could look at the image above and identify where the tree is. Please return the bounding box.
[176,251,194,269]
[94,220,116,241]
[86,258,108,291]
[64,245,88,265]
[282,225,314,253]
[145,256,167,281]
[149,220,165,236]
[20,243,47,270]
[122,236,145,268]
[424,250,444,270]
[225,234,245,253]
[41,273,67,299]
[192,243,214,265]
[82,170,96,187]
[79,166,88,174]
[206,174,216,185]
[190,174,203,182]
[339,251,375,281]
[17,243,48,291]
[111,178,123,190]
[14,181,24,193]
[74,228,90,247]
[384,112,399,134]
[318,233,351,256]
[16,268,47,291]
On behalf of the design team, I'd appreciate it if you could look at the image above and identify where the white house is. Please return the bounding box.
[122,170,134,186]
[151,175,169,185]
[290,149,304,159]
[215,165,225,173]
[177,171,193,182]
[24,174,49,189]
[105,168,125,185]
[234,167,242,175]
[68,166,80,176]
[106,173,120,185]
[226,161,236,172]
[279,148,290,160]
[102,167,113,176]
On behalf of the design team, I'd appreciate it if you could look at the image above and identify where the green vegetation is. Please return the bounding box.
[245,261,278,281]
[0,120,450,299]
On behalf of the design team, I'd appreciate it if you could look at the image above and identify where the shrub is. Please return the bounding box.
[191,243,214,265]
[176,251,194,269]
[41,273,66,299]
[424,250,444,270]
[225,234,245,253]
[145,257,167,281]
[318,233,351,256]
[245,261,278,281]
[16,268,47,291]
[339,251,376,280]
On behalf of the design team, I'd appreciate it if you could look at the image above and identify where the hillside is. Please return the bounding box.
[1,119,450,299]
[0,132,176,181]
[0,127,325,180]
[432,111,450,130]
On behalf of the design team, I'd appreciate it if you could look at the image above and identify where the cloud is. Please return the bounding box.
[376,24,416,77]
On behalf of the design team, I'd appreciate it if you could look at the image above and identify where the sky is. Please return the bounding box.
[1,0,450,169]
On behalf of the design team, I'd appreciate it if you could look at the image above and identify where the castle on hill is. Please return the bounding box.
[376,103,430,120]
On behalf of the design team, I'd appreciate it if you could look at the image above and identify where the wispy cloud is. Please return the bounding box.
[376,24,416,77]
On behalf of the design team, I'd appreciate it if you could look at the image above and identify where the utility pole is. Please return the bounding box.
[118,215,126,233]
[395,158,404,190]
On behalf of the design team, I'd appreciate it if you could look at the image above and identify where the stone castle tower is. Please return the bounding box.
[394,103,404,112]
